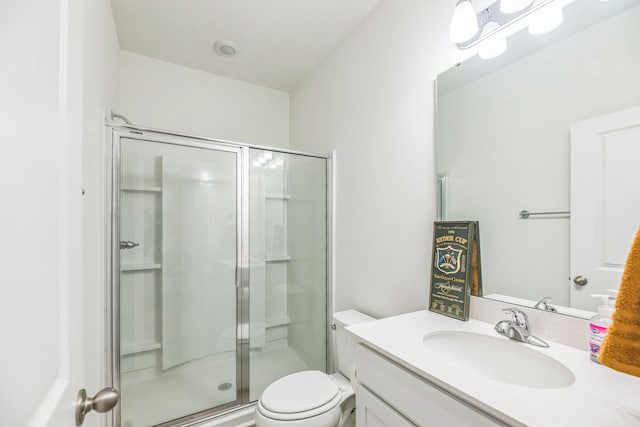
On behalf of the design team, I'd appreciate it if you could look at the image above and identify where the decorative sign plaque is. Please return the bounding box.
[429,221,482,321]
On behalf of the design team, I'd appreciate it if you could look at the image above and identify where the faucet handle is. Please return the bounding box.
[502,308,530,330]
[536,296,552,305]
[534,296,557,313]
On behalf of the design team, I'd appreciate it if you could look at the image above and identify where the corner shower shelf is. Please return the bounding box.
[266,194,291,200]
[265,256,291,263]
[266,317,291,328]
[121,341,162,356]
[121,185,162,192]
[121,263,162,272]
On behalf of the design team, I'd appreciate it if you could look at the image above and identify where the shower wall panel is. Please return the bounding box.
[161,149,237,369]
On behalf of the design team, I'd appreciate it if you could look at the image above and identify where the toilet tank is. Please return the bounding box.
[332,310,375,377]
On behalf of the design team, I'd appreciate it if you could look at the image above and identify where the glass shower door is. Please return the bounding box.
[118,138,240,426]
[248,149,328,401]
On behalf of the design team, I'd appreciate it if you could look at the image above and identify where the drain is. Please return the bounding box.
[218,382,233,391]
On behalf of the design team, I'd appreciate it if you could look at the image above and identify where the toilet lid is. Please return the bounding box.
[260,370,340,414]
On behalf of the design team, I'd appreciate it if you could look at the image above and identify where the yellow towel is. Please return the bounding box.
[598,226,640,377]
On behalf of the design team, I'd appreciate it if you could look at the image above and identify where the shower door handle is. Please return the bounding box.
[120,240,139,250]
[75,387,119,425]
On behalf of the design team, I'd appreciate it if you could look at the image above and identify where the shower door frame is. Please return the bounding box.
[105,123,333,427]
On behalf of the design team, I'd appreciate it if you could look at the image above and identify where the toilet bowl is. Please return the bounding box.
[255,371,352,427]
[255,310,374,427]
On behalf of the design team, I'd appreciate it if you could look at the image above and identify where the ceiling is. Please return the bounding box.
[110,0,382,92]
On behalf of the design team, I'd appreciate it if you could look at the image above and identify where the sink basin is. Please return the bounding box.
[422,331,575,389]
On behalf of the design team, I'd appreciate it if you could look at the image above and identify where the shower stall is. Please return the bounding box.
[107,125,330,426]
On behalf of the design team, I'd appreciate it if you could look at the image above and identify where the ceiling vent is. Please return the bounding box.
[213,40,238,57]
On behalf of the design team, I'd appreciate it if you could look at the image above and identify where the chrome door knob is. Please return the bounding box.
[573,276,588,286]
[76,387,119,425]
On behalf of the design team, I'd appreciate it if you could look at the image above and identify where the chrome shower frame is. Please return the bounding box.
[104,121,333,427]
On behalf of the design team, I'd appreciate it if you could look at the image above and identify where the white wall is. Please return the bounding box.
[290,0,467,318]
[81,0,120,408]
[118,51,290,148]
[437,6,640,306]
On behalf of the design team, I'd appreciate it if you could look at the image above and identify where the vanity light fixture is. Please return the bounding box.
[528,3,564,34]
[449,0,479,43]
[478,21,507,59]
[200,171,213,185]
[500,0,534,14]
[449,0,570,58]
[253,155,284,170]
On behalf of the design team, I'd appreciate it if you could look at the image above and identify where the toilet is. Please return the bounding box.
[255,310,375,427]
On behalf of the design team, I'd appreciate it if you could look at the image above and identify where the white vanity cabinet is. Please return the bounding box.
[356,384,414,427]
[355,344,506,427]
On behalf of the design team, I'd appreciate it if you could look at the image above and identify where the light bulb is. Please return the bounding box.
[478,22,507,59]
[528,4,563,35]
[500,0,534,14]
[449,0,479,43]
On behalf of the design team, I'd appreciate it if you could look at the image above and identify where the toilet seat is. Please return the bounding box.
[257,371,343,422]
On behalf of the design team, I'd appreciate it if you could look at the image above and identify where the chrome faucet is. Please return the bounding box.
[534,296,557,313]
[495,308,549,348]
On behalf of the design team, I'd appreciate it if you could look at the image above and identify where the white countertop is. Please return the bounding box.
[347,310,640,427]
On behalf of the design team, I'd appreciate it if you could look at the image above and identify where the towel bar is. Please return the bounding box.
[519,210,570,219]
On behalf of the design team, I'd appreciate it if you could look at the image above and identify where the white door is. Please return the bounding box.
[570,106,640,312]
[0,1,108,426]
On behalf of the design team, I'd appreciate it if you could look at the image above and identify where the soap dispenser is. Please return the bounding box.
[589,290,616,364]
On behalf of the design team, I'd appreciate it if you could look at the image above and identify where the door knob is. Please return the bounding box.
[573,276,588,286]
[75,387,119,425]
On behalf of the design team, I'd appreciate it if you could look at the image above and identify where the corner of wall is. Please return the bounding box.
[288,0,464,318]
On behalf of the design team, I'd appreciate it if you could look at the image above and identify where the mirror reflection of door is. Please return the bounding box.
[570,106,640,311]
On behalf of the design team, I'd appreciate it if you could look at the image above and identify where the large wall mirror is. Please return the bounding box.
[436,0,640,317]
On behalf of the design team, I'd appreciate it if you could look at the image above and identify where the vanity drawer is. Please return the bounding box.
[355,344,506,426]
[356,384,415,427]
